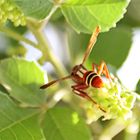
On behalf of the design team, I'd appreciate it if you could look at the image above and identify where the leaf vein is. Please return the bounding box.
[86,8,109,26]
[0,109,14,123]
[19,122,35,140]
[0,111,39,133]
[1,69,41,105]
[70,7,90,31]
[9,128,18,140]
[62,2,125,7]
[48,112,67,140]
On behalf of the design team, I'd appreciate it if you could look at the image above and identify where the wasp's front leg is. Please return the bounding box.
[71,84,106,113]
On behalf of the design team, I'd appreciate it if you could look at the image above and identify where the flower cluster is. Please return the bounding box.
[0,0,26,26]
[82,76,136,123]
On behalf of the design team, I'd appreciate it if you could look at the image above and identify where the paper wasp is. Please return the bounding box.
[40,26,112,112]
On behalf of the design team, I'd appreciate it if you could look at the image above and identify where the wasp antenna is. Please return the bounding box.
[40,75,71,89]
[82,26,100,65]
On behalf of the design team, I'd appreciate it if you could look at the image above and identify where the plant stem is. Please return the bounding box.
[27,19,68,77]
[0,26,37,47]
[99,119,126,140]
[39,4,59,30]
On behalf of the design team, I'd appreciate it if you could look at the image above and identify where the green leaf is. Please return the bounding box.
[0,32,26,59]
[0,57,47,106]
[61,0,130,33]
[0,92,45,140]
[127,0,140,26]
[136,80,140,94]
[120,0,140,27]
[87,26,132,68]
[67,29,90,65]
[67,26,132,68]
[0,84,8,94]
[12,0,53,19]
[42,107,92,140]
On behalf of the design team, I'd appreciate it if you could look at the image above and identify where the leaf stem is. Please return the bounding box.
[99,119,126,140]
[39,4,59,30]
[37,0,64,31]
[0,26,37,47]
[26,19,68,77]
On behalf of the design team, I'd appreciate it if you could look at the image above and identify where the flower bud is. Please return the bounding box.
[0,0,26,26]
[83,76,136,123]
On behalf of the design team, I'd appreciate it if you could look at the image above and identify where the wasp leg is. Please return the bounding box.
[71,83,88,90]
[92,63,99,73]
[72,65,84,76]
[78,69,85,74]
[71,84,106,113]
[79,64,87,71]
[82,26,100,65]
[77,64,87,74]
[98,61,112,80]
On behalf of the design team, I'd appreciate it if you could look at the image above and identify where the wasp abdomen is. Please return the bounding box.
[84,71,104,88]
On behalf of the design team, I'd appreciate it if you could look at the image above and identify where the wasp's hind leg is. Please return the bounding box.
[71,84,106,113]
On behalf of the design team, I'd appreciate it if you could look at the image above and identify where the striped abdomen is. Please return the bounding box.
[84,71,104,88]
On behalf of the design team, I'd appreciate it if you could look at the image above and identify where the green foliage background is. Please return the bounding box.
[0,0,140,140]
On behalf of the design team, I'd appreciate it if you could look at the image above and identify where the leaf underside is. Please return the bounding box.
[0,57,47,106]
[42,107,92,140]
[61,0,130,33]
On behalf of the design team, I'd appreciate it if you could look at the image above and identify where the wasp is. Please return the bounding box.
[40,26,112,112]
